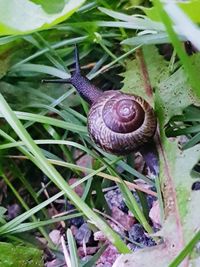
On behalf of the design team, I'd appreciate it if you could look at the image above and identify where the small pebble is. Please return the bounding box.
[75,223,92,245]
[128,223,156,250]
[192,181,200,191]
[105,188,128,213]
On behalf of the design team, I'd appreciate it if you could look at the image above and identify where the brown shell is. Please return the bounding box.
[87,91,157,155]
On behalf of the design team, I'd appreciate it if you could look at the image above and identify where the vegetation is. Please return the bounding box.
[0,0,199,266]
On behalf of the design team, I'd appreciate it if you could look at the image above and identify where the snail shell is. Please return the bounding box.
[43,46,157,155]
[88,90,156,155]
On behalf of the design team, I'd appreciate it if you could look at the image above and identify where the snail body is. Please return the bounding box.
[43,46,157,155]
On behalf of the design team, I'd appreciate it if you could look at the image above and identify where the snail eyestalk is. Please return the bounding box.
[42,45,103,105]
[74,43,81,75]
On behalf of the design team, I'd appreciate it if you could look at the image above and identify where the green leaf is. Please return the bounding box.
[113,44,200,266]
[82,244,108,267]
[98,7,164,31]
[121,32,171,46]
[9,63,69,78]
[142,46,169,90]
[156,51,200,125]
[0,58,9,79]
[123,45,200,125]
[164,2,200,51]
[32,0,66,14]
[0,242,43,267]
[0,0,86,36]
[143,0,200,23]
[121,59,148,100]
[0,207,7,224]
[121,46,169,106]
[153,0,200,101]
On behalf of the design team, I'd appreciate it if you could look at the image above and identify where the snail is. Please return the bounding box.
[43,46,157,155]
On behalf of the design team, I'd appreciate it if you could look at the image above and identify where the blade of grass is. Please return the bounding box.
[82,244,108,267]
[182,132,200,150]
[6,213,82,234]
[9,63,69,79]
[0,157,117,235]
[0,140,96,158]
[0,111,87,134]
[24,88,76,129]
[166,124,200,136]
[165,2,200,51]
[153,0,200,99]
[12,36,88,68]
[96,148,154,185]
[0,189,64,235]
[34,32,67,72]
[67,229,80,267]
[0,35,18,45]
[155,177,164,225]
[43,125,76,168]
[169,230,200,267]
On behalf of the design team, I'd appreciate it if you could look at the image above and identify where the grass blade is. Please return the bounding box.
[67,229,80,267]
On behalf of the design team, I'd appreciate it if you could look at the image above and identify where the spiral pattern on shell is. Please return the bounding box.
[88,91,157,155]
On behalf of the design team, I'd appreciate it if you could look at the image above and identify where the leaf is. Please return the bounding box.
[142,46,169,89]
[0,207,7,224]
[0,58,9,79]
[98,7,164,32]
[32,0,66,14]
[0,0,86,36]
[159,143,200,244]
[121,32,171,46]
[121,46,169,105]
[143,0,200,23]
[113,233,178,267]
[156,53,200,124]
[114,45,200,266]
[67,229,80,267]
[121,59,148,100]
[164,2,200,52]
[82,244,108,267]
[152,0,200,101]
[0,242,43,267]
